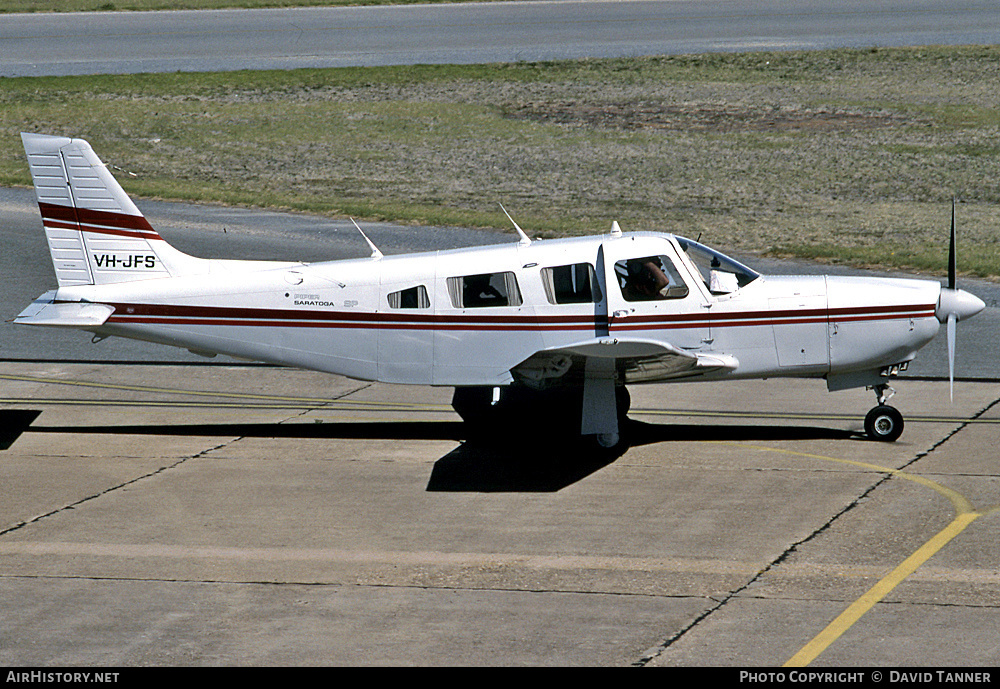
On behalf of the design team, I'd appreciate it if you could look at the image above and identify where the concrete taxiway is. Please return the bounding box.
[1,361,998,666]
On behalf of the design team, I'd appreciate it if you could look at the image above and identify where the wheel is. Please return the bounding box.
[864,405,904,442]
[595,431,621,449]
[587,429,629,456]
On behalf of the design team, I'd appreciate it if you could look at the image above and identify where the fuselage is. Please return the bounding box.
[50,231,943,391]
[19,132,987,447]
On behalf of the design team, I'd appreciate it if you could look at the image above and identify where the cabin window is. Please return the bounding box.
[387,285,430,309]
[541,263,602,304]
[447,272,522,308]
[614,255,689,302]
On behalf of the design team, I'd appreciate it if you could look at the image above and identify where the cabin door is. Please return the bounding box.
[601,235,711,350]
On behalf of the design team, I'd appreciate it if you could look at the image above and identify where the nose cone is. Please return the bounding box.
[937,288,986,323]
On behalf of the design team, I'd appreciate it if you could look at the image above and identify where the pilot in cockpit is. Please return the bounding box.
[623,257,672,300]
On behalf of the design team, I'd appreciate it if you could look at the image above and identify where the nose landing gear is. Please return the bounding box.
[865,383,904,442]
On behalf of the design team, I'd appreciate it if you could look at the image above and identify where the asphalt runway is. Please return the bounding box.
[2,0,1000,77]
[1,363,999,666]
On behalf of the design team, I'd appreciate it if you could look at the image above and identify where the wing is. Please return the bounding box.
[513,336,738,386]
[510,336,738,441]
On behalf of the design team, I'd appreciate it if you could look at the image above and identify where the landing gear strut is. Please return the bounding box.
[864,383,904,442]
[591,386,632,452]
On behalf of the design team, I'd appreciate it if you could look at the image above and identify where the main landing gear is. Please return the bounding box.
[451,384,633,454]
[590,386,632,453]
[864,383,904,442]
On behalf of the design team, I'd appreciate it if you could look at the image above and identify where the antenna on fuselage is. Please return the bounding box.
[610,221,622,237]
[351,218,383,259]
[499,203,531,246]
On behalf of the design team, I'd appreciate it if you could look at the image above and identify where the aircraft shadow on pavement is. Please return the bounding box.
[6,414,617,492]
[5,411,859,492]
[626,419,860,445]
[0,410,41,450]
[426,434,624,492]
[429,420,860,492]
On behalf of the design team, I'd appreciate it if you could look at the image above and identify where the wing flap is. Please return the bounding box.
[15,291,114,328]
[553,337,693,360]
[624,348,738,383]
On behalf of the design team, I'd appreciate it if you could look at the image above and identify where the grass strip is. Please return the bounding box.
[2,48,998,277]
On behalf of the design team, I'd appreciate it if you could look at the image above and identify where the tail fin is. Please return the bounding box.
[21,133,201,286]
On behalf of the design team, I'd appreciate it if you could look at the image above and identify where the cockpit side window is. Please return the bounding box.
[614,255,689,302]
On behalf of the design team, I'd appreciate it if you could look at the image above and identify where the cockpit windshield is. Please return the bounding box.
[675,236,760,295]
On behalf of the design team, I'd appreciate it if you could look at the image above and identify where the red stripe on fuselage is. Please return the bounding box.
[99,301,937,332]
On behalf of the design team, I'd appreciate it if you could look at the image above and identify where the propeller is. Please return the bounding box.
[935,199,986,401]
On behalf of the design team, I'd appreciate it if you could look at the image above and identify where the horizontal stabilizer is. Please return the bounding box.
[15,291,114,328]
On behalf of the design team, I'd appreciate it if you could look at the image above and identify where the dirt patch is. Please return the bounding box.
[507,101,909,133]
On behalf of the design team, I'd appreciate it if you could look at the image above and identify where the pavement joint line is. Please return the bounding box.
[0,443,225,539]
[272,383,376,424]
[0,382,391,535]
[0,398,454,414]
[632,408,1000,424]
[633,446,879,667]
[5,367,998,663]
[783,511,981,667]
[0,571,719,602]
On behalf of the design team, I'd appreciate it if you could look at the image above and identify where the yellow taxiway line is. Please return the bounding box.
[733,445,998,667]
[784,511,980,667]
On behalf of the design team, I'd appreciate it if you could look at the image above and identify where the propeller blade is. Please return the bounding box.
[947,312,956,403]
[936,199,987,402]
[948,198,957,290]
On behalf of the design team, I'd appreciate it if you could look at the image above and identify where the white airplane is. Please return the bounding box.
[14,133,986,449]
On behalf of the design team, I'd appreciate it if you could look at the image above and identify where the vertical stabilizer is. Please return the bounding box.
[21,133,202,286]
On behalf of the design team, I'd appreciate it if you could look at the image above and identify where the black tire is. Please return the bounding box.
[587,427,630,457]
[864,405,904,442]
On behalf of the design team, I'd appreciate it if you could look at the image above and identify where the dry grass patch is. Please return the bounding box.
[1,48,998,277]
